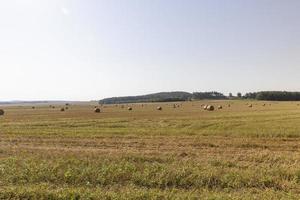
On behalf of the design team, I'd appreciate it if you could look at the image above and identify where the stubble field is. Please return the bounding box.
[0,100,300,199]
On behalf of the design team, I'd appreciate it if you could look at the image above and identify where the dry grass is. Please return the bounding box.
[0,100,300,199]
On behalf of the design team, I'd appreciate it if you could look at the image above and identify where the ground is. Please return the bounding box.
[0,100,300,199]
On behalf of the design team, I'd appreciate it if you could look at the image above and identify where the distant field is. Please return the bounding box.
[1,100,300,199]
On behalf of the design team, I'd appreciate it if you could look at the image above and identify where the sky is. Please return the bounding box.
[1,0,300,101]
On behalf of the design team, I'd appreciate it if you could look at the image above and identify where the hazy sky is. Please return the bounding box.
[1,0,300,101]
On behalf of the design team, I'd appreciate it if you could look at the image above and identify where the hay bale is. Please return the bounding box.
[32,106,35,109]
[65,107,69,110]
[157,106,162,111]
[228,104,231,107]
[60,108,65,112]
[128,107,132,111]
[218,105,223,109]
[94,108,101,113]
[206,105,214,111]
[248,104,253,108]
[203,105,208,110]
[179,152,188,157]
[0,109,4,116]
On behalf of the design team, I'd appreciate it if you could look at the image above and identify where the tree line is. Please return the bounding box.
[99,91,227,104]
[243,91,300,101]
[99,91,300,104]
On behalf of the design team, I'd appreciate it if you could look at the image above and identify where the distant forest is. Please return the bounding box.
[99,91,300,104]
[243,91,300,101]
[99,91,226,104]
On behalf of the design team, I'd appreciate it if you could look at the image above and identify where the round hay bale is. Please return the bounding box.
[157,106,162,111]
[65,107,69,110]
[0,109,4,116]
[206,105,214,111]
[203,105,208,110]
[218,105,223,109]
[173,104,176,108]
[128,107,132,111]
[94,108,101,113]
[228,104,231,107]
[179,152,188,157]
[32,106,35,109]
[60,108,65,112]
[248,104,253,108]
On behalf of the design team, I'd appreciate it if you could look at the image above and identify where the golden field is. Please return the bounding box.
[0,100,300,199]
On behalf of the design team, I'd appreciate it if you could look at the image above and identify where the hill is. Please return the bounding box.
[99,91,227,104]
[99,91,192,104]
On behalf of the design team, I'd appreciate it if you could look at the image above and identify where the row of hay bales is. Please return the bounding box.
[0,102,258,116]
[201,103,272,111]
[0,105,69,116]
[202,104,223,111]
[246,103,273,107]
[93,106,163,113]
[202,103,271,110]
[0,102,291,117]
[201,102,266,111]
[201,103,267,110]
[92,106,132,113]
[21,104,164,114]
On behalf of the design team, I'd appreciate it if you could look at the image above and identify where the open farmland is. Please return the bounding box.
[1,100,300,199]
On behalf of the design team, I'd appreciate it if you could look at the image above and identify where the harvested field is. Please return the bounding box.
[0,100,300,199]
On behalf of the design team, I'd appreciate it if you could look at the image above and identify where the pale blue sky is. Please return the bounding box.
[1,0,300,101]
